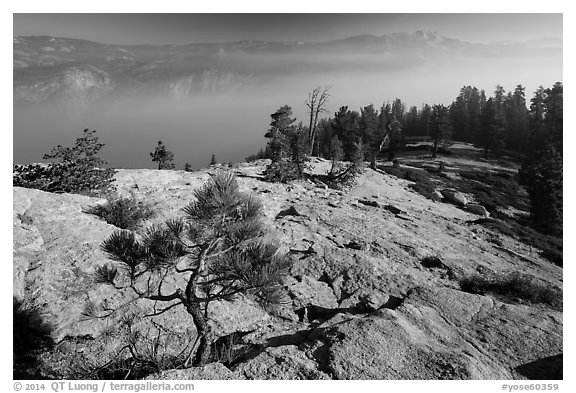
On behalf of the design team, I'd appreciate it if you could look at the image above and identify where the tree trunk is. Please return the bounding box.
[187,302,212,366]
[309,133,315,156]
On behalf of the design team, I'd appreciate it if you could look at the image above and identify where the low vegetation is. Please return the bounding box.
[89,172,292,367]
[473,218,562,266]
[13,129,116,196]
[84,196,154,230]
[381,165,441,201]
[13,298,54,379]
[459,272,562,311]
[457,170,524,214]
[324,137,365,189]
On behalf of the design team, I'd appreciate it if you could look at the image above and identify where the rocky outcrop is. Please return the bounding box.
[168,70,247,98]
[14,65,115,105]
[13,160,563,380]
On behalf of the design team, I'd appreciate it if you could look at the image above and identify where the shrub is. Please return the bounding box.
[13,164,55,191]
[263,159,301,183]
[14,129,116,196]
[91,172,292,367]
[84,196,154,230]
[39,312,195,380]
[13,298,54,379]
[459,272,562,311]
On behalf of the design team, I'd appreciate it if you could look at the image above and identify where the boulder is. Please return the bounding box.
[285,275,339,312]
[466,204,490,217]
[359,290,390,311]
[440,189,468,206]
[276,206,304,219]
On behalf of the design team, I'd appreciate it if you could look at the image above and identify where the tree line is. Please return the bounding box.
[250,83,561,163]
[253,82,562,236]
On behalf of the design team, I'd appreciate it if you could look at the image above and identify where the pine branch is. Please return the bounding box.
[144,301,183,318]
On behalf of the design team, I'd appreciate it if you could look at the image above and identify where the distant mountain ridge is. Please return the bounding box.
[13,31,562,105]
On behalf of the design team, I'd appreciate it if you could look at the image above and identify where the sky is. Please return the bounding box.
[13,13,563,45]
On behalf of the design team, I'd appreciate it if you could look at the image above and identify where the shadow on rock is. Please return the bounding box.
[13,297,55,379]
[515,354,563,380]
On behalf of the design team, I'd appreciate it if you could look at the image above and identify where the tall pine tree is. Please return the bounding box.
[520,83,563,236]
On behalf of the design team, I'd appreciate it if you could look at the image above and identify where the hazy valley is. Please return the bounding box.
[13,32,562,169]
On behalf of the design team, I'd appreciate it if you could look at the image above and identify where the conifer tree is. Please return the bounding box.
[264,106,310,182]
[92,172,291,366]
[327,140,365,188]
[150,141,175,170]
[359,104,381,169]
[305,86,331,155]
[430,104,451,158]
[520,82,563,236]
[479,98,505,158]
[265,105,297,163]
[39,128,116,195]
[504,85,529,151]
[387,120,403,161]
[332,106,360,161]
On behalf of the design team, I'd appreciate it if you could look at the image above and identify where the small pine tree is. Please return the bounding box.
[150,141,175,170]
[288,125,311,179]
[264,106,311,183]
[265,105,297,163]
[17,128,117,196]
[327,140,365,189]
[92,172,291,366]
[210,154,217,166]
[184,163,193,172]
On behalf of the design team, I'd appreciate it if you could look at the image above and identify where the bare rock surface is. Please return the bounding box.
[236,345,330,380]
[13,157,562,379]
[146,363,243,380]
